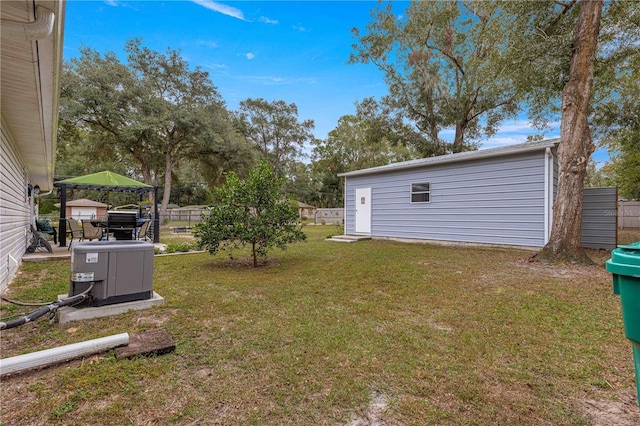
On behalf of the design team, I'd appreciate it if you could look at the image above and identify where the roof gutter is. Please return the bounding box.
[1,5,55,40]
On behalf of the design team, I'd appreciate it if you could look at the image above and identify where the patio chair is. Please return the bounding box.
[82,220,103,241]
[136,219,151,241]
[63,218,84,249]
[27,224,53,253]
[35,219,57,244]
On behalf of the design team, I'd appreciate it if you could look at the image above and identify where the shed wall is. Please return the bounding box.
[581,187,617,250]
[345,151,548,247]
[1,121,30,293]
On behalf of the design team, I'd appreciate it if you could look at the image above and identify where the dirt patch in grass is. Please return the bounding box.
[134,309,177,326]
[346,389,390,426]
[203,257,278,269]
[515,258,610,279]
[582,390,640,426]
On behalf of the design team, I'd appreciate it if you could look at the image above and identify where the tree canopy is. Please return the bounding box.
[234,98,315,178]
[59,38,254,216]
[312,98,418,207]
[350,1,521,155]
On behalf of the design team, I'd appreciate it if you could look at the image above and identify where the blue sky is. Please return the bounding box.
[62,1,606,163]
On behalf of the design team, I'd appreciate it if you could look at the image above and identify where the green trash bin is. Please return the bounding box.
[606,241,640,408]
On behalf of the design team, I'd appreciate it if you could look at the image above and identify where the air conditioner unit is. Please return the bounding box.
[69,241,154,307]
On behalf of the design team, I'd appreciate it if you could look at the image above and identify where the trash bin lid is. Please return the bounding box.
[606,241,640,276]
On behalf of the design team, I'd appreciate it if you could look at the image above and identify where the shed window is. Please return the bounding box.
[411,182,430,203]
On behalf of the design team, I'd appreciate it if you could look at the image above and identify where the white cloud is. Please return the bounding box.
[105,0,118,6]
[246,52,255,60]
[235,75,317,86]
[293,24,307,32]
[259,16,279,25]
[437,118,561,150]
[191,0,247,21]
[479,119,560,149]
[480,136,525,149]
[497,120,560,134]
[204,63,227,71]
[196,40,218,48]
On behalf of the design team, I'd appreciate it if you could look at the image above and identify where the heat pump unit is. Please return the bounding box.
[69,241,154,307]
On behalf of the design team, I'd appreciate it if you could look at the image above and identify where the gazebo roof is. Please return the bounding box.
[55,171,152,192]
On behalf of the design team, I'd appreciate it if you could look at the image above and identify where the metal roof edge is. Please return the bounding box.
[338,139,560,178]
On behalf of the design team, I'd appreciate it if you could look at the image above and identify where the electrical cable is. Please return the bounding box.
[1,295,54,307]
[0,284,94,331]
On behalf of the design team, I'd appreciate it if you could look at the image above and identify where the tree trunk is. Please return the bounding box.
[452,120,465,153]
[534,0,603,264]
[159,152,173,222]
[252,241,257,267]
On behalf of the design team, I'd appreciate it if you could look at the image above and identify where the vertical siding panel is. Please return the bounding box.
[1,123,30,293]
[581,187,617,250]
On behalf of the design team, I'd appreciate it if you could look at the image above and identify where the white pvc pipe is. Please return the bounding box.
[0,333,129,376]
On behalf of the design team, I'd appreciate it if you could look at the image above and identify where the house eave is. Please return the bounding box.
[1,0,65,191]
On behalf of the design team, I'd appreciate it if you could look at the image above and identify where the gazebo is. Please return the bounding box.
[54,171,160,246]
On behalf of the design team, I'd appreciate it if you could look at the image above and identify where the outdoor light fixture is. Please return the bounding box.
[33,185,40,196]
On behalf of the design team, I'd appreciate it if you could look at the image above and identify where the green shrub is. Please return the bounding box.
[164,242,194,253]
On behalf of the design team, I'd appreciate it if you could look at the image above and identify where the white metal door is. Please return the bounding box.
[355,187,371,234]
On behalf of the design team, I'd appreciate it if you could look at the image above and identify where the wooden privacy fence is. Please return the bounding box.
[315,208,344,225]
[619,200,640,229]
[163,209,208,225]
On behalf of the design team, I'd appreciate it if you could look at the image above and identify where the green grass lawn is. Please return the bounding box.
[1,227,638,425]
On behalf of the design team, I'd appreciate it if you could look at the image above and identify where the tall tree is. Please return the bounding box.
[591,3,640,200]
[282,161,318,205]
[534,0,604,264]
[350,1,520,156]
[234,98,315,177]
[59,39,249,218]
[125,39,237,219]
[311,98,417,207]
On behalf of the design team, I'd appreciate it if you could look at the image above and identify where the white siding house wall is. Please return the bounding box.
[344,150,551,248]
[1,121,30,293]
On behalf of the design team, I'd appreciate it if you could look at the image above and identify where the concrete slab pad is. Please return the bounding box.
[57,292,164,325]
[325,237,357,243]
[114,329,175,359]
[325,235,372,243]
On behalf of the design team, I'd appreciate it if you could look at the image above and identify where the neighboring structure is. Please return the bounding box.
[297,201,316,220]
[339,139,616,250]
[65,199,108,221]
[1,0,65,292]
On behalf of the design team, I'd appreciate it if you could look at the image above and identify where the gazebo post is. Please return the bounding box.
[59,184,67,247]
[153,186,160,244]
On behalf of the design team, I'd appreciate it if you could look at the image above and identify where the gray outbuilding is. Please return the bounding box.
[339,139,616,249]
